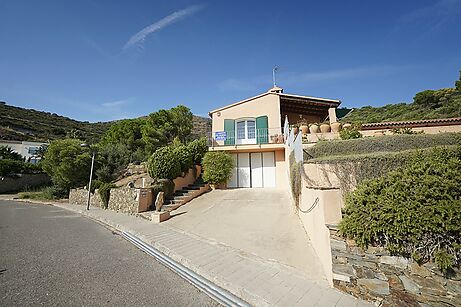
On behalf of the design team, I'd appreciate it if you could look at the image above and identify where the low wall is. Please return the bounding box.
[173,165,201,192]
[329,227,461,306]
[107,186,140,214]
[68,188,103,208]
[0,173,50,193]
[299,186,344,286]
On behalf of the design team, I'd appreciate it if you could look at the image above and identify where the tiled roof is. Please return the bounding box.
[361,117,461,130]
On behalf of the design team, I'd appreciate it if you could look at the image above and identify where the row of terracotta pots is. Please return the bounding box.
[295,122,343,134]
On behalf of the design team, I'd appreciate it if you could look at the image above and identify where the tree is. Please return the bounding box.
[170,105,193,143]
[142,105,194,155]
[456,70,461,93]
[100,118,146,152]
[95,143,133,183]
[41,139,92,194]
[0,146,23,161]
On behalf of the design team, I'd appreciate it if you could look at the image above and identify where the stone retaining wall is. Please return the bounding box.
[329,227,461,306]
[0,173,51,193]
[107,186,140,214]
[68,188,103,208]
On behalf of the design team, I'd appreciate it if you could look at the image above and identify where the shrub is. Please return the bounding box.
[173,145,193,173]
[17,186,56,200]
[0,159,23,176]
[305,132,461,159]
[339,124,362,140]
[340,147,461,273]
[187,137,208,165]
[147,146,181,180]
[98,182,116,209]
[289,152,302,207]
[202,151,234,185]
[22,162,42,174]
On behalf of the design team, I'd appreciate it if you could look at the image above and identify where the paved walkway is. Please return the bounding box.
[11,196,369,306]
[164,189,325,281]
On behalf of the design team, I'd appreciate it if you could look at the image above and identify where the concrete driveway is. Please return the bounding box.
[163,188,326,282]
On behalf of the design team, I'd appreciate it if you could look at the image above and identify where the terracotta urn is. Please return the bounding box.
[309,124,319,134]
[300,124,309,135]
[320,123,331,133]
[293,126,299,135]
[343,123,352,129]
[330,122,342,133]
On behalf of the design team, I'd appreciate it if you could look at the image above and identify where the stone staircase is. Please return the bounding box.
[162,177,208,212]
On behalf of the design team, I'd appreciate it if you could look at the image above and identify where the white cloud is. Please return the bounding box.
[218,65,414,92]
[101,98,132,108]
[396,0,461,32]
[122,4,204,51]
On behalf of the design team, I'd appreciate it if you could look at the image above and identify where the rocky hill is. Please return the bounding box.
[0,102,211,143]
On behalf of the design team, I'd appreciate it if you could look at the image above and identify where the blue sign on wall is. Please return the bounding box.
[215,131,227,141]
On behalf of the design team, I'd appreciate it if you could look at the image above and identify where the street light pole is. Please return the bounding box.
[86,151,95,210]
[81,143,95,211]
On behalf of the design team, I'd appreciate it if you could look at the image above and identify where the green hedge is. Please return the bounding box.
[340,146,461,273]
[305,133,461,159]
[202,151,233,185]
[148,146,181,180]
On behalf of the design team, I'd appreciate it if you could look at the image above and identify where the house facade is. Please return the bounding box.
[208,87,341,188]
[0,139,47,164]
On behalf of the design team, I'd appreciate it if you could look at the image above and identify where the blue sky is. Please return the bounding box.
[1,0,460,122]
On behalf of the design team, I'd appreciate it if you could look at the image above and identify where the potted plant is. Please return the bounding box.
[320,123,331,133]
[330,122,342,133]
[309,123,319,134]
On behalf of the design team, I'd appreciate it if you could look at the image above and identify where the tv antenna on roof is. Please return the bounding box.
[272,66,278,87]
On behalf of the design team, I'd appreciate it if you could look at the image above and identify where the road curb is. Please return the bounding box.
[122,231,250,307]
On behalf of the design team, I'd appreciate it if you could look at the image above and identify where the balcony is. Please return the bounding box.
[209,127,285,149]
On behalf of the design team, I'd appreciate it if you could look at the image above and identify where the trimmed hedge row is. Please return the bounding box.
[304,133,461,159]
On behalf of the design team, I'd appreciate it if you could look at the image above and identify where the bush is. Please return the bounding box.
[340,147,461,273]
[339,125,362,140]
[98,182,116,209]
[305,132,461,159]
[148,146,181,180]
[187,137,208,165]
[173,145,193,173]
[0,159,24,176]
[202,151,234,185]
[17,186,56,200]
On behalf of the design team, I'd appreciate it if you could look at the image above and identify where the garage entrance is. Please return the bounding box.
[228,152,276,188]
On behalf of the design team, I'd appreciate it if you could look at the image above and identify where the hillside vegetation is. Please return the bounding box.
[0,103,211,143]
[343,72,461,123]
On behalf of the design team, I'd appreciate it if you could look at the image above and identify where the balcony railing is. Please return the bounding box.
[209,127,285,147]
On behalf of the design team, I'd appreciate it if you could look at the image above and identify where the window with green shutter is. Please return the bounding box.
[256,116,268,144]
[224,119,235,145]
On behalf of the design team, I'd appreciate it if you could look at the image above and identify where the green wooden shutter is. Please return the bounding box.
[256,116,268,144]
[224,119,235,145]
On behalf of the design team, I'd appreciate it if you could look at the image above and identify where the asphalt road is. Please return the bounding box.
[0,200,218,306]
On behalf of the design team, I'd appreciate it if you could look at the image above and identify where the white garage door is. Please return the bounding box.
[229,152,276,188]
